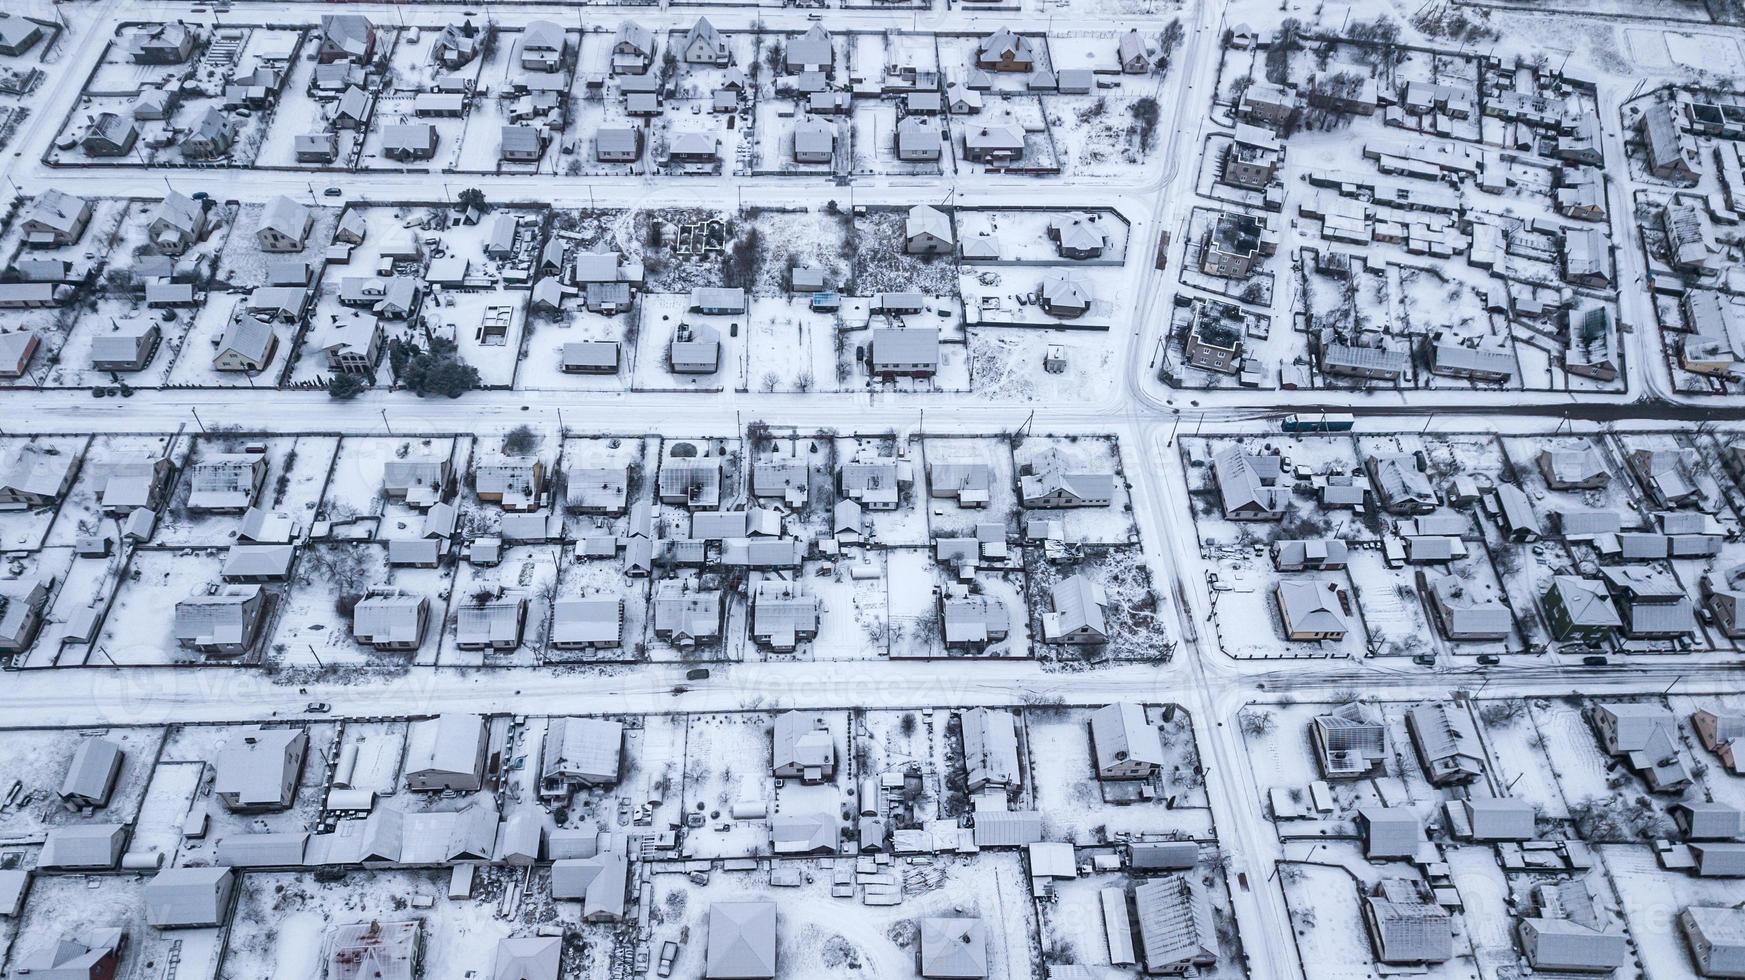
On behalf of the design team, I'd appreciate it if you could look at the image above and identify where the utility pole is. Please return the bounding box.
[307,644,325,668]
[191,407,207,433]
[381,409,393,434]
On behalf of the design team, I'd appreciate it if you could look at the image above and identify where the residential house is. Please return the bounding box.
[541,717,625,794]
[1592,701,1693,793]
[1517,879,1628,974]
[772,711,835,783]
[682,17,731,66]
[1311,702,1387,779]
[21,190,92,248]
[706,902,777,980]
[652,583,721,648]
[1682,906,1745,977]
[975,29,1035,71]
[1133,876,1218,975]
[455,596,528,649]
[868,327,940,378]
[149,191,206,255]
[318,14,375,64]
[257,196,312,252]
[81,111,139,156]
[960,708,1021,794]
[405,713,489,791]
[519,20,567,72]
[0,447,77,509]
[612,20,655,74]
[214,726,306,810]
[179,106,236,159]
[905,205,954,254]
[751,582,820,651]
[1090,702,1165,780]
[1364,878,1453,964]
[145,867,235,929]
[352,590,429,650]
[785,24,833,74]
[1210,446,1286,520]
[1600,565,1698,641]
[1405,701,1484,785]
[1042,574,1109,644]
[1276,579,1350,641]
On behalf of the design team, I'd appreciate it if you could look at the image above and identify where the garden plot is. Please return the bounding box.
[163,721,336,840]
[555,435,651,536]
[939,37,1052,91]
[0,725,163,839]
[52,300,184,390]
[129,757,205,865]
[1025,705,1210,843]
[1474,697,1570,819]
[274,543,455,669]
[52,31,299,168]
[1280,849,1476,980]
[1531,696,1670,834]
[745,298,836,392]
[0,434,86,550]
[516,304,636,391]
[1606,843,1733,980]
[649,105,750,176]
[438,547,559,667]
[1181,434,1367,550]
[0,196,128,368]
[96,549,249,666]
[751,99,846,175]
[740,207,853,297]
[1047,90,1169,178]
[1343,549,1438,660]
[1013,434,1136,545]
[667,30,760,99]
[154,435,338,548]
[161,294,296,387]
[958,97,1059,171]
[744,432,836,535]
[1040,868,1246,980]
[679,711,784,859]
[221,867,545,980]
[36,435,173,547]
[320,434,465,525]
[834,435,929,547]
[961,263,1127,330]
[452,40,551,173]
[851,209,961,296]
[1026,547,1171,662]
[1240,701,1393,820]
[967,327,1121,402]
[329,719,409,798]
[631,293,746,392]
[956,208,1129,265]
[849,100,950,176]
[602,712,686,836]
[645,855,1039,980]
[214,201,341,290]
[550,559,648,663]
[855,708,952,823]
[795,559,892,662]
[8,875,225,980]
[1441,845,1521,979]
[252,45,354,169]
[19,547,120,668]
[920,435,1019,538]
